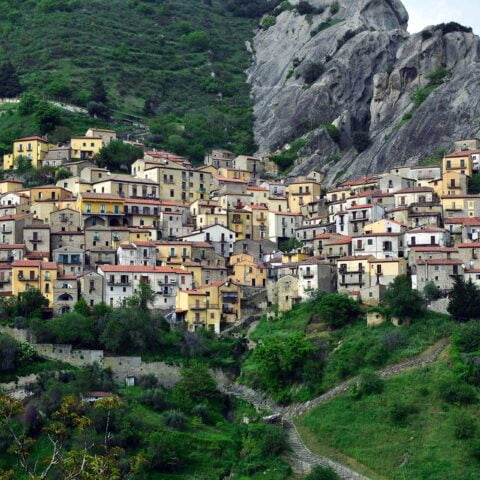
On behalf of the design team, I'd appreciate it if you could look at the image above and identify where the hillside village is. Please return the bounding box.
[0,131,479,331]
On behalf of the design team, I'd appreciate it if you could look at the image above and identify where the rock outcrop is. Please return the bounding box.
[248,0,480,184]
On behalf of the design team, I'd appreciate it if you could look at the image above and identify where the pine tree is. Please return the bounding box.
[0,62,22,98]
[90,78,107,103]
[448,277,480,322]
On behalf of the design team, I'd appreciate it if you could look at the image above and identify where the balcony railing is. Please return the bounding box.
[18,274,39,281]
[0,277,10,284]
[302,272,314,278]
[1,228,13,234]
[107,281,131,286]
[29,238,43,243]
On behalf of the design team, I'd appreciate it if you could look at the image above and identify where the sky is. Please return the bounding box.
[402,0,479,34]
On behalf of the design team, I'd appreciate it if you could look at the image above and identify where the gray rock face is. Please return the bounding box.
[248,0,480,184]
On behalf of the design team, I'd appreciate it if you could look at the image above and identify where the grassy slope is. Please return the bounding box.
[299,360,480,480]
[245,301,454,393]
[0,0,256,156]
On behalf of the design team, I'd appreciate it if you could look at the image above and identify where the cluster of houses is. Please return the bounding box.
[1,130,480,332]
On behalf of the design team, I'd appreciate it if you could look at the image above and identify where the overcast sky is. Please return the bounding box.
[402,0,479,34]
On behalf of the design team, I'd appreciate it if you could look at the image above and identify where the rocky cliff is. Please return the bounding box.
[248,0,480,183]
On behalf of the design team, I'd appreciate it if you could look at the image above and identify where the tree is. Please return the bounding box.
[424,281,442,302]
[303,61,324,84]
[172,362,219,409]
[54,167,72,182]
[87,101,109,119]
[448,276,480,322]
[279,237,302,252]
[0,62,22,98]
[0,334,19,372]
[314,293,361,328]
[352,130,371,152]
[94,141,143,172]
[252,334,316,398]
[48,125,72,144]
[91,78,108,104]
[18,92,39,116]
[383,275,425,322]
[74,297,90,316]
[127,283,155,311]
[0,395,128,479]
[35,101,62,134]
[180,31,210,51]
[15,155,33,173]
[15,289,48,319]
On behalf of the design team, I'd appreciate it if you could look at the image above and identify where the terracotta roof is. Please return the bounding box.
[247,186,268,191]
[361,232,404,237]
[445,150,480,158]
[410,246,457,252]
[0,244,24,249]
[0,213,28,221]
[465,269,480,273]
[338,177,379,187]
[247,205,268,210]
[445,217,480,225]
[213,175,247,183]
[80,192,123,201]
[395,187,434,194]
[348,204,373,210]
[12,260,57,269]
[98,265,191,274]
[338,255,372,261]
[407,227,445,233]
[15,136,47,143]
[457,243,480,248]
[180,289,206,295]
[416,259,463,265]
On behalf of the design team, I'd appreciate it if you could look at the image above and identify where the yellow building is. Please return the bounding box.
[443,151,473,177]
[30,186,72,203]
[230,253,266,287]
[268,196,289,213]
[245,205,269,240]
[218,167,251,182]
[128,228,153,242]
[176,280,242,333]
[71,136,103,160]
[228,209,253,241]
[0,180,24,194]
[156,242,193,262]
[11,260,58,305]
[286,181,322,213]
[368,258,407,286]
[77,192,124,215]
[3,136,50,170]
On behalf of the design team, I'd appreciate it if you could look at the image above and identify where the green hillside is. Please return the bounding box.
[0,0,260,160]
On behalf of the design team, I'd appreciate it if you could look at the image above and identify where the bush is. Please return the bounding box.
[296,1,314,15]
[137,374,159,389]
[314,293,361,329]
[180,31,209,51]
[454,320,480,354]
[352,130,371,153]
[306,465,340,480]
[384,275,425,321]
[389,400,418,425]
[140,389,167,411]
[330,1,340,15]
[470,438,480,461]
[381,330,408,352]
[261,15,276,29]
[438,379,477,405]
[191,404,210,423]
[303,61,324,84]
[145,431,188,472]
[163,410,188,431]
[452,412,476,440]
[351,371,384,399]
[322,123,340,143]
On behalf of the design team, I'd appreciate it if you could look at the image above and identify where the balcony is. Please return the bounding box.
[29,238,43,243]
[350,217,368,222]
[0,277,10,284]
[339,267,365,275]
[339,280,365,287]
[107,281,131,286]
[191,304,207,310]
[222,305,236,314]
[1,228,13,234]
[164,179,175,185]
[18,274,39,281]
[302,272,314,279]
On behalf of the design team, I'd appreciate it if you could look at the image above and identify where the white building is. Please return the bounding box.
[117,241,157,267]
[98,265,193,309]
[268,212,303,245]
[181,224,236,257]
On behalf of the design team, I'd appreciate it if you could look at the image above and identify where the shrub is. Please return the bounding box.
[452,412,477,440]
[137,374,159,389]
[351,371,384,399]
[164,410,188,431]
[145,431,188,472]
[470,438,480,461]
[389,400,418,425]
[322,123,340,143]
[303,62,324,84]
[438,379,477,405]
[306,465,340,480]
[314,293,361,329]
[424,281,442,302]
[382,330,408,352]
[180,31,209,51]
[330,1,340,15]
[384,275,425,321]
[296,1,314,15]
[352,130,371,153]
[191,404,210,423]
[140,389,167,411]
[261,15,276,29]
